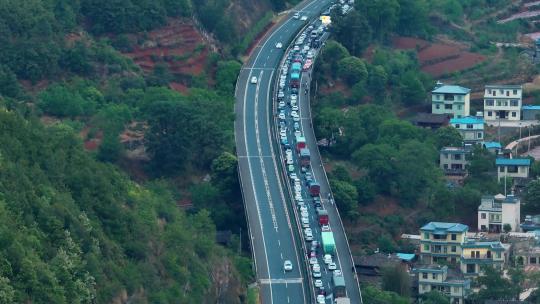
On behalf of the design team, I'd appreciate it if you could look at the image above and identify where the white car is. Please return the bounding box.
[292,105,299,111]
[295,184,302,192]
[288,164,295,172]
[287,158,294,165]
[289,172,297,179]
[280,129,286,137]
[323,254,332,264]
[313,263,321,272]
[312,271,321,278]
[279,113,286,120]
[334,269,343,276]
[314,279,323,288]
[301,15,308,21]
[300,206,307,213]
[301,211,309,218]
[293,12,300,19]
[302,218,310,228]
[278,101,285,109]
[305,234,313,242]
[276,42,283,49]
[291,111,299,117]
[251,76,257,84]
[316,294,325,304]
[293,116,300,122]
[310,257,318,265]
[294,130,302,138]
[284,260,293,271]
[329,262,337,271]
[321,224,330,232]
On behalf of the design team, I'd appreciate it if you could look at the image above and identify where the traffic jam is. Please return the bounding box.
[273,12,347,304]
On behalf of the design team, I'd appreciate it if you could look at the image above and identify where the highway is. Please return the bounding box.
[235,1,362,303]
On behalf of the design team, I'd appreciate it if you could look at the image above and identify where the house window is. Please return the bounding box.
[445,104,453,110]
[508,166,518,173]
[436,104,440,109]
[500,89,504,94]
[496,252,501,259]
[458,105,462,110]
[466,124,473,129]
[486,99,494,106]
[453,287,459,293]
[451,246,457,252]
[455,124,460,128]
[499,166,504,172]
[511,111,517,117]
[454,154,462,160]
[493,91,497,96]
[470,252,475,258]
[488,111,492,116]
[531,257,537,264]
[451,234,457,241]
[422,272,428,279]
[478,132,483,139]
[424,244,429,251]
[506,91,510,96]
[510,100,519,107]
[444,94,454,101]
[432,273,438,280]
[451,257,456,263]
[513,89,518,95]
[444,164,448,169]
[424,232,429,239]
[487,251,492,258]
[481,213,486,219]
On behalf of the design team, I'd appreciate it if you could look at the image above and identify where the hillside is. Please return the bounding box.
[0,0,301,303]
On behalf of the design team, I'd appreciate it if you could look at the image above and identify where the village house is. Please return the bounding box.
[483,85,523,121]
[478,194,521,233]
[450,116,485,143]
[432,83,471,118]
[495,158,531,182]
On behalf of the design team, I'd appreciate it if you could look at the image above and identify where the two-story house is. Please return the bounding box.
[478,194,521,233]
[420,222,468,264]
[496,158,531,182]
[450,116,484,143]
[432,83,471,118]
[484,85,522,121]
[414,265,471,304]
[440,146,471,178]
[460,241,507,277]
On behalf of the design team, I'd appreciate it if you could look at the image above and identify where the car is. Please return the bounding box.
[323,254,332,264]
[278,91,285,99]
[304,227,312,233]
[328,262,337,270]
[251,76,257,84]
[312,240,319,248]
[296,198,304,205]
[280,129,286,136]
[291,110,298,117]
[278,101,285,109]
[292,105,299,111]
[278,113,286,120]
[310,257,318,265]
[305,234,313,242]
[309,251,316,258]
[289,172,297,180]
[288,164,295,172]
[312,263,321,273]
[314,279,323,288]
[294,130,302,138]
[301,211,309,218]
[312,271,321,278]
[284,260,293,271]
[276,42,283,49]
[321,224,330,232]
[334,269,343,276]
[293,116,300,122]
[293,122,300,130]
[295,184,302,192]
[302,218,310,228]
[287,158,294,165]
[293,12,300,19]
[301,15,308,21]
[300,205,307,213]
[316,294,325,304]
[291,94,298,101]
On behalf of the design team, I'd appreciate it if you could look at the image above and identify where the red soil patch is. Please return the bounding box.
[245,21,276,56]
[393,36,486,77]
[169,82,189,93]
[362,196,400,217]
[124,20,208,78]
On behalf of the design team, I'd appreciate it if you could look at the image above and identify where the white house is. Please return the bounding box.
[483,85,522,121]
[478,194,521,233]
[432,83,471,118]
[496,158,531,181]
[450,116,484,143]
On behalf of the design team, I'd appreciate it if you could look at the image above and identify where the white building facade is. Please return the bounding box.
[483,85,522,121]
[432,84,471,118]
[478,194,521,233]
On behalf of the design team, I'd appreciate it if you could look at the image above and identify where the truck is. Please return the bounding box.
[334,298,350,304]
[317,208,329,225]
[290,72,300,88]
[291,62,302,73]
[299,148,311,167]
[333,272,347,299]
[308,181,320,196]
[295,135,306,152]
[321,231,335,254]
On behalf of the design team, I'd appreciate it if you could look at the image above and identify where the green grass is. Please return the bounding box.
[247,286,260,304]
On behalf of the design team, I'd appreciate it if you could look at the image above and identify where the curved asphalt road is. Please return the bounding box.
[235,1,331,303]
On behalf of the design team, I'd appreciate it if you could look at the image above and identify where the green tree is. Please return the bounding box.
[356,0,400,40]
[330,179,359,218]
[433,126,463,149]
[0,65,21,98]
[320,40,350,68]
[354,177,376,204]
[397,0,429,36]
[362,285,409,304]
[470,267,521,301]
[367,65,388,99]
[382,265,411,297]
[353,143,398,194]
[524,180,540,213]
[337,56,368,85]
[331,10,372,56]
[215,60,241,95]
[400,71,426,105]
[420,290,450,304]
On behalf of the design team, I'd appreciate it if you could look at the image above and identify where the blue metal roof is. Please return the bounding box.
[483,141,502,149]
[450,116,484,124]
[396,253,415,261]
[432,85,471,95]
[522,105,540,110]
[462,241,505,251]
[421,222,469,233]
[495,158,531,166]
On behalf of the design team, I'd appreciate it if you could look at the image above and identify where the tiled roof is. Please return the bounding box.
[450,116,484,124]
[421,222,469,233]
[495,158,531,166]
[432,85,471,94]
[462,241,506,251]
